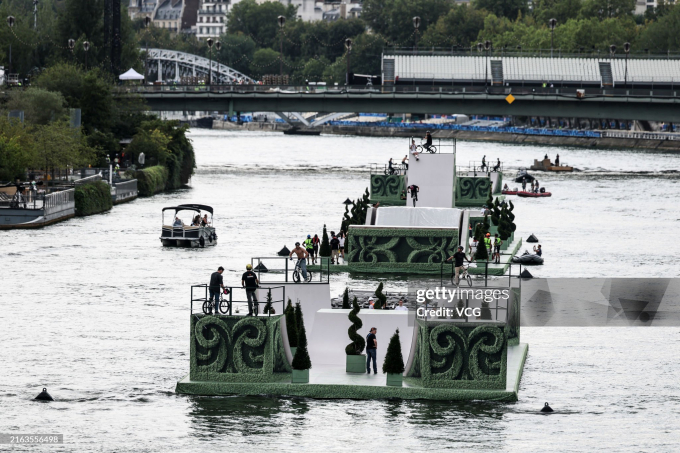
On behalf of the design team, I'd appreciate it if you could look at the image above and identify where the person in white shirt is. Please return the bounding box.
[409,138,420,161]
[368,297,375,309]
[339,233,345,261]
[394,299,408,311]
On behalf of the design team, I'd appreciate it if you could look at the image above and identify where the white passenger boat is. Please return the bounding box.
[160,204,217,248]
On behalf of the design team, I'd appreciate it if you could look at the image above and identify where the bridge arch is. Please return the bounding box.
[144,48,254,84]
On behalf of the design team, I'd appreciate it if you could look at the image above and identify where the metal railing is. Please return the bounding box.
[190,284,286,317]
[440,260,522,288]
[384,47,680,59]
[43,188,74,212]
[74,174,102,186]
[466,161,504,173]
[600,130,680,141]
[112,179,138,193]
[409,136,456,154]
[116,83,680,97]
[370,162,407,175]
[250,256,330,284]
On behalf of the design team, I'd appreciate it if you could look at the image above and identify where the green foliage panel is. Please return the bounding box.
[406,320,507,390]
[190,314,292,383]
[74,180,113,216]
[370,175,405,205]
[347,227,459,274]
[134,165,169,197]
[456,176,492,207]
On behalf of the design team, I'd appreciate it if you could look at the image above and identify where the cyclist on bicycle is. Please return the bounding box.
[387,158,395,175]
[407,184,419,207]
[481,155,487,171]
[242,264,259,316]
[289,242,309,280]
[424,131,433,152]
[446,246,471,286]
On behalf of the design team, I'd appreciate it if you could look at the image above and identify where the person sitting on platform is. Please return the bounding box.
[201,214,209,226]
[192,215,201,226]
[409,139,419,161]
[173,216,183,227]
[503,183,509,191]
[493,158,501,172]
[533,245,542,256]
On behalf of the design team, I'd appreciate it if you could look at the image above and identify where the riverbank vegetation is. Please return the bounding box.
[74,180,113,216]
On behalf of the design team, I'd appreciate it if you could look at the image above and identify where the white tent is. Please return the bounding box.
[119,68,144,81]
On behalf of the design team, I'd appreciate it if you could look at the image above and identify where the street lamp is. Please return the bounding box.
[7,16,15,76]
[413,16,421,53]
[345,38,352,86]
[484,40,491,87]
[623,42,631,88]
[277,15,286,78]
[548,18,557,58]
[143,16,151,84]
[609,44,616,58]
[83,41,90,70]
[215,41,221,85]
[68,38,75,64]
[207,37,214,85]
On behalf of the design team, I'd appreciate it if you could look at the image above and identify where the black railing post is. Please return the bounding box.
[285,258,289,282]
[229,289,233,316]
[485,261,488,286]
[268,288,272,317]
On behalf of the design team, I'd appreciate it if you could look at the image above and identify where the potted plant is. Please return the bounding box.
[374,282,387,309]
[342,287,350,309]
[382,328,405,387]
[291,302,311,383]
[319,224,331,258]
[345,296,366,372]
[284,299,298,357]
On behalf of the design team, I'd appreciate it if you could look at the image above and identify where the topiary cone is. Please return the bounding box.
[345,296,365,355]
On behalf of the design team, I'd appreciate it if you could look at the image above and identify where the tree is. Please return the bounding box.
[637,4,680,51]
[421,4,487,47]
[473,0,527,19]
[362,0,453,45]
[382,328,405,374]
[300,57,329,82]
[319,224,331,257]
[216,33,257,75]
[125,128,171,168]
[5,88,66,126]
[474,215,490,261]
[345,296,365,355]
[250,48,283,77]
[227,0,298,50]
[532,0,582,24]
[579,0,635,20]
[342,287,351,309]
[264,289,274,314]
[291,302,311,370]
[374,282,387,310]
[32,121,94,179]
[80,70,114,134]
[284,299,298,347]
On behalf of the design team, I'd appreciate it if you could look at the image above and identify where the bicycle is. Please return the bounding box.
[292,258,313,283]
[451,265,473,287]
[384,165,397,175]
[202,288,231,315]
[416,142,437,154]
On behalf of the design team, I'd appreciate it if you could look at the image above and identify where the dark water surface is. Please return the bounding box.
[1,130,679,451]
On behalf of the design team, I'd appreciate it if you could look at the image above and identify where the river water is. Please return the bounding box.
[1,130,679,451]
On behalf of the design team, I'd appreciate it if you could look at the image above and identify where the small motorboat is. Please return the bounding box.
[517,191,552,198]
[514,168,536,183]
[512,251,544,265]
[160,204,217,248]
[502,189,518,195]
[530,158,573,172]
[283,127,321,136]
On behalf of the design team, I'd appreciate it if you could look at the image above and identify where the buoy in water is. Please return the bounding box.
[540,402,553,413]
[520,269,534,279]
[254,262,268,272]
[527,234,539,243]
[35,388,53,401]
[277,246,290,256]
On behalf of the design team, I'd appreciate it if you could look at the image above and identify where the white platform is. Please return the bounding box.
[308,309,414,366]
[406,153,455,208]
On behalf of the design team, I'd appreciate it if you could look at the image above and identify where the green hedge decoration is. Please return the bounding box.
[74,180,112,216]
[292,302,312,370]
[342,287,350,309]
[345,296,365,355]
[134,165,169,197]
[319,224,331,257]
[405,319,507,390]
[382,328,405,374]
[284,299,298,348]
[374,282,387,309]
[190,314,291,383]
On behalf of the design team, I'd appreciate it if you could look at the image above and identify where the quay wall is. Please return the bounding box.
[221,121,680,151]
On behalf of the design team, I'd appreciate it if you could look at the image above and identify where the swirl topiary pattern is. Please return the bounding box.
[190,314,291,383]
[370,175,405,205]
[405,320,508,389]
[345,297,365,355]
[456,177,492,207]
[346,227,459,274]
